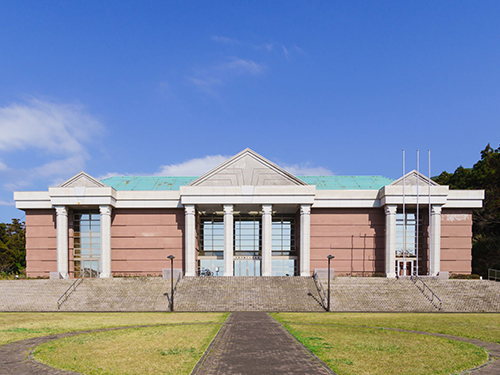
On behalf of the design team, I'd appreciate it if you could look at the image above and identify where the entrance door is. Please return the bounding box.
[234,258,261,276]
[397,260,414,276]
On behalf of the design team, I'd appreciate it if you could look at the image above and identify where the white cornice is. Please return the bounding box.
[180,185,315,205]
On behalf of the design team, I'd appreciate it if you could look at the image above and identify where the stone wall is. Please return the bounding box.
[110,208,185,276]
[309,208,385,276]
[25,209,57,278]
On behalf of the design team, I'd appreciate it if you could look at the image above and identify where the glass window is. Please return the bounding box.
[272,216,296,256]
[73,210,101,278]
[396,211,422,258]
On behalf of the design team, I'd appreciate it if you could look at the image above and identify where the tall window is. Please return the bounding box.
[396,211,422,257]
[198,216,224,275]
[272,215,297,276]
[234,215,261,257]
[73,211,101,277]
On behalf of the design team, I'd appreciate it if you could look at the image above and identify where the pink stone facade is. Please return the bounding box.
[25,210,57,278]
[310,208,385,276]
[110,208,184,276]
[24,206,474,278]
[440,208,473,275]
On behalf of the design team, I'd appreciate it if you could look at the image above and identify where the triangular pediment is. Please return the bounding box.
[390,170,439,187]
[59,172,107,188]
[189,148,308,187]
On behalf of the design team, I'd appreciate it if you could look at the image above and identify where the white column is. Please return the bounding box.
[385,205,397,278]
[184,205,196,277]
[429,205,442,276]
[223,204,234,276]
[55,206,69,279]
[99,205,112,278]
[300,204,311,277]
[262,204,273,276]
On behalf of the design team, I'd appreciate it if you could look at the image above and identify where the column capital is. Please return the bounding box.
[431,205,443,215]
[184,205,196,215]
[262,204,273,215]
[223,204,233,214]
[99,205,112,216]
[385,205,397,216]
[300,204,311,215]
[54,206,68,216]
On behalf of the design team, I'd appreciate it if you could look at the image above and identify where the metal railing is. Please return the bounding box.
[488,269,500,282]
[410,274,442,310]
[312,270,328,310]
[57,270,89,310]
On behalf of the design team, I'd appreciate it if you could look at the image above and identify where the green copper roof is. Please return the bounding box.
[101,176,198,191]
[298,176,394,190]
[101,175,394,191]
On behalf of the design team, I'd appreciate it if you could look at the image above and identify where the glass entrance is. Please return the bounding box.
[73,211,101,278]
[234,216,261,276]
[234,257,262,276]
[397,259,415,276]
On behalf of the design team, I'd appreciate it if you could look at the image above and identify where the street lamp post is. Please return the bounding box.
[327,255,335,312]
[167,255,175,312]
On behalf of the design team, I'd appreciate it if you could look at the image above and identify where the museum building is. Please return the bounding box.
[14,149,484,279]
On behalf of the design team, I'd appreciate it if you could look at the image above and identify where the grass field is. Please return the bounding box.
[0,312,227,346]
[33,324,220,375]
[1,312,498,375]
[272,313,497,375]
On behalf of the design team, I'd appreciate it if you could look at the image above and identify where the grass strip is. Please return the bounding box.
[273,312,500,343]
[0,312,228,346]
[33,324,222,375]
[284,323,487,375]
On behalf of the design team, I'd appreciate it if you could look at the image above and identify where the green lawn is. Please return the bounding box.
[33,324,220,375]
[1,312,498,375]
[272,313,497,375]
[0,312,227,346]
[273,312,500,343]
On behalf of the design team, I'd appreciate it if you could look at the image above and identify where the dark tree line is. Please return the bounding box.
[434,144,500,277]
[0,219,26,275]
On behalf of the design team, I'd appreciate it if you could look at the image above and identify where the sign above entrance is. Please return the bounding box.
[234,256,262,261]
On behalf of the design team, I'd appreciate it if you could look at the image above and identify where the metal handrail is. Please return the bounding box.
[410,274,442,310]
[488,269,500,282]
[57,270,88,309]
[312,270,328,309]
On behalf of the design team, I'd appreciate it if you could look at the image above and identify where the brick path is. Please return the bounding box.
[0,332,81,375]
[192,312,335,375]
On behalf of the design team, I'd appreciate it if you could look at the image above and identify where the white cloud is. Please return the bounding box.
[0,98,102,189]
[188,77,222,95]
[0,200,14,206]
[211,36,239,44]
[280,163,334,176]
[220,58,265,75]
[282,45,290,60]
[157,155,230,176]
[0,98,100,155]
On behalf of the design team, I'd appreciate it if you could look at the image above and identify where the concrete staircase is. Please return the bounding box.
[59,278,170,311]
[424,279,500,312]
[1,277,499,312]
[0,279,74,311]
[324,277,437,312]
[174,276,325,312]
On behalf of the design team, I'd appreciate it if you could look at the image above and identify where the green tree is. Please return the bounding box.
[0,219,26,274]
[435,144,500,276]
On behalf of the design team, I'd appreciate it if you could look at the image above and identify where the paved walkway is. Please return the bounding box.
[192,312,335,375]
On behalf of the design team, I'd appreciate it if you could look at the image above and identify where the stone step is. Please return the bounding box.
[1,277,499,312]
[174,276,325,312]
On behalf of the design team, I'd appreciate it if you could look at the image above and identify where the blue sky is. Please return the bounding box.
[0,1,499,222]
